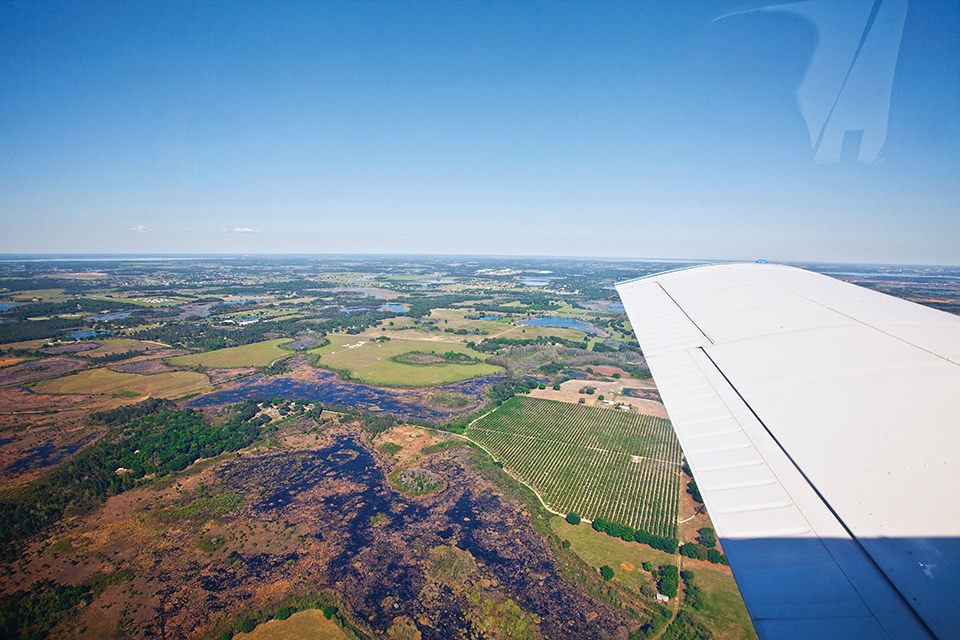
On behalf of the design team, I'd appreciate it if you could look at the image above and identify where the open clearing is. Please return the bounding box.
[551,517,756,640]
[234,609,349,640]
[310,338,502,387]
[169,338,292,368]
[465,396,682,536]
[34,368,211,398]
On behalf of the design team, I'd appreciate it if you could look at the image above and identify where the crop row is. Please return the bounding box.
[466,397,681,537]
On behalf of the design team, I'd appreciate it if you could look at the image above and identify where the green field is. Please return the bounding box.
[551,517,757,640]
[169,339,292,368]
[310,338,502,386]
[465,397,682,537]
[34,368,211,398]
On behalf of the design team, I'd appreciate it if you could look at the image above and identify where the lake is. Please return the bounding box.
[519,317,603,335]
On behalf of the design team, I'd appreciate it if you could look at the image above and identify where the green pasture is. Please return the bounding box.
[310,338,502,386]
[34,368,211,398]
[169,339,292,368]
[8,289,70,303]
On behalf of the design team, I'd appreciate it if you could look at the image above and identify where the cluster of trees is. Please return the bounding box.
[486,378,538,405]
[686,477,702,503]
[0,399,268,562]
[0,579,92,639]
[590,517,679,554]
[79,349,146,365]
[468,335,589,354]
[653,564,680,597]
[678,528,727,565]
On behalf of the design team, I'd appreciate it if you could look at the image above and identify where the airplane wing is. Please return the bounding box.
[615,263,958,640]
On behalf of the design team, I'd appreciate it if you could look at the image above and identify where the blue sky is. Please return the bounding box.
[1,0,958,264]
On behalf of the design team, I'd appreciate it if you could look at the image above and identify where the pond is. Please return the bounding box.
[97,312,131,321]
[0,303,20,311]
[518,316,603,335]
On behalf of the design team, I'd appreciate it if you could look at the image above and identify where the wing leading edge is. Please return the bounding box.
[615,263,958,640]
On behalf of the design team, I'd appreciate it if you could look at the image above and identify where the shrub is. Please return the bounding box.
[565,512,581,526]
[238,618,256,633]
[600,565,615,581]
[553,384,560,390]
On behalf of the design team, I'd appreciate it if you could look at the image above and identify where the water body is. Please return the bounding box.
[183,371,503,422]
[582,302,626,313]
[339,303,407,313]
[67,330,112,339]
[97,312,131,321]
[519,317,603,335]
[0,303,20,311]
[474,315,500,320]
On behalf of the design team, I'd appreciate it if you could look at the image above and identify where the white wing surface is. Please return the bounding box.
[615,263,958,640]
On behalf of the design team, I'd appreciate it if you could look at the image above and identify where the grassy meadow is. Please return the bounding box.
[169,339,292,368]
[34,368,211,398]
[310,337,502,386]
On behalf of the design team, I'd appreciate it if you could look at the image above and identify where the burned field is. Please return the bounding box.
[4,420,638,640]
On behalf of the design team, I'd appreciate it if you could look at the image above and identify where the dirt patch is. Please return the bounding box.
[109,360,171,375]
[527,379,668,418]
[619,562,635,573]
[376,425,443,468]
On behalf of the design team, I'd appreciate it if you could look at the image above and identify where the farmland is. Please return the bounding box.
[465,396,682,537]
[168,338,293,368]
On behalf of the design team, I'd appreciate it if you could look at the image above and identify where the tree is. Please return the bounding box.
[565,512,581,526]
[600,565,615,581]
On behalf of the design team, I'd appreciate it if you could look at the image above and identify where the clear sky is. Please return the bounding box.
[1,0,958,264]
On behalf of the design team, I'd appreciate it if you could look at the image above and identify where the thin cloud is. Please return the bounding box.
[127,225,153,233]
[231,227,260,233]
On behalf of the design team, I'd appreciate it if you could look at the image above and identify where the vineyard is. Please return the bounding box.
[465,396,681,538]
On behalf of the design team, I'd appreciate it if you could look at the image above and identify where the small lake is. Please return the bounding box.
[0,303,20,311]
[582,302,625,313]
[340,303,407,313]
[519,317,603,335]
[66,330,112,339]
[98,312,131,321]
